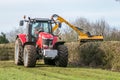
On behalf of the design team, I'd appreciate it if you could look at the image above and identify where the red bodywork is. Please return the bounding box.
[17,34,26,45]
[17,32,58,49]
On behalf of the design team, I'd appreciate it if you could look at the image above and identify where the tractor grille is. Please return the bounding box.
[42,39,53,46]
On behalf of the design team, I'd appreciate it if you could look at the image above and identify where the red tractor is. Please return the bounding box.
[14,15,68,67]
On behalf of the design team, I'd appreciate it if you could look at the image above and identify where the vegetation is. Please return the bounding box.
[1,42,120,71]
[66,41,120,71]
[0,61,120,80]
[0,32,9,44]
[0,43,14,60]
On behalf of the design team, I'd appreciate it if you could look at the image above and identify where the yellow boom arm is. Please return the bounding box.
[51,14,103,42]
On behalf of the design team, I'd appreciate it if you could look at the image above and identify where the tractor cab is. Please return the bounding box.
[20,18,53,42]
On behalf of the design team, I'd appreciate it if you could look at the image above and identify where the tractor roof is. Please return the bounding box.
[33,18,51,22]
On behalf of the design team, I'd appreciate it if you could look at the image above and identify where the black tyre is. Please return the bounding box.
[55,45,68,67]
[23,45,36,67]
[14,39,23,65]
[44,58,55,65]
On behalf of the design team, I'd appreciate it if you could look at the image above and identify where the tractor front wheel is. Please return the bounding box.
[55,45,68,67]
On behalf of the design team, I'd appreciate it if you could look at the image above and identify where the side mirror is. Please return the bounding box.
[58,22,61,28]
[19,20,24,26]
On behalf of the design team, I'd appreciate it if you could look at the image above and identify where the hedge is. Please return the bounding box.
[66,41,120,71]
[0,42,120,71]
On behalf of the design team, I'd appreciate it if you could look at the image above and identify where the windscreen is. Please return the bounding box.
[31,21,52,36]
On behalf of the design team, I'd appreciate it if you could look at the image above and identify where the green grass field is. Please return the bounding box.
[0,61,120,80]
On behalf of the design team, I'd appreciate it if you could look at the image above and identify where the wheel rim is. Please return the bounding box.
[15,41,19,63]
[24,48,28,66]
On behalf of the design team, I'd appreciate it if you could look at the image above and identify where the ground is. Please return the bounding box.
[0,61,120,80]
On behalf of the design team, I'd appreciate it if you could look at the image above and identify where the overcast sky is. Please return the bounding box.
[0,0,120,33]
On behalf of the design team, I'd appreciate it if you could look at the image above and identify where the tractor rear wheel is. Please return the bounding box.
[14,39,23,65]
[23,45,36,67]
[55,45,68,67]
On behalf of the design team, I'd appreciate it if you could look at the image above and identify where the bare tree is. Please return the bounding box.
[108,28,120,41]
[6,27,25,42]
[67,17,119,41]
[60,24,78,42]
[93,20,110,35]
[73,18,92,33]
[73,18,109,36]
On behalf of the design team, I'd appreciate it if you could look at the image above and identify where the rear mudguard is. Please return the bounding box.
[16,34,26,45]
[16,34,36,46]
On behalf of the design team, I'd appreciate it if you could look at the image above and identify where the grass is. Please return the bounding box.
[0,61,120,80]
